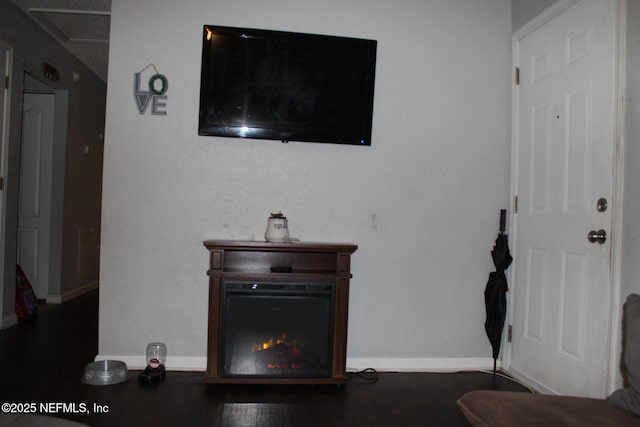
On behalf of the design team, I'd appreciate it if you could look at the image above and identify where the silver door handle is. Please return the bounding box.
[587,229,607,244]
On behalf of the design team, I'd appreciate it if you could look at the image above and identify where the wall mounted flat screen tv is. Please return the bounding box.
[198,25,377,146]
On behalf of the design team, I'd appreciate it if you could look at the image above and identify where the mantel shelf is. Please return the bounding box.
[203,239,358,254]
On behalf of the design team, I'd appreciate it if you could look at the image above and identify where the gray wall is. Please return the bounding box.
[99,0,512,369]
[511,0,558,30]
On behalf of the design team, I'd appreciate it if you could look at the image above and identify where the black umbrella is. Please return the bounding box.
[484,210,513,376]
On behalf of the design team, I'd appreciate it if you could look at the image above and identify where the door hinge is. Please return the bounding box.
[0,177,3,190]
[507,325,512,343]
[513,195,518,214]
[515,67,520,85]
[4,76,8,89]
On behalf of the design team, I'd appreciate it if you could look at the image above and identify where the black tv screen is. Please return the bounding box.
[198,25,377,146]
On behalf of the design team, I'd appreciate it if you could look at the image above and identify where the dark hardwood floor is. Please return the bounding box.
[0,290,530,426]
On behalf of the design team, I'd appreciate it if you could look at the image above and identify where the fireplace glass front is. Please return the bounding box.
[222,281,335,378]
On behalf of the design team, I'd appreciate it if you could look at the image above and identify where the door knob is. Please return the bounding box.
[587,229,607,244]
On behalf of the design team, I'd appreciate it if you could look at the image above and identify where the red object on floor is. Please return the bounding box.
[16,265,38,321]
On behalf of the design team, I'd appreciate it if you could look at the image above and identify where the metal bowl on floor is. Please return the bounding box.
[82,360,129,385]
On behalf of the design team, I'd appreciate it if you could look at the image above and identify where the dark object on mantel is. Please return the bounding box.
[203,240,357,386]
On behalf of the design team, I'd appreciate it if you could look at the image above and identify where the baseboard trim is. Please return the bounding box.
[506,367,558,395]
[1,314,18,330]
[346,357,499,372]
[46,295,62,304]
[47,281,99,304]
[95,355,208,371]
[93,355,497,373]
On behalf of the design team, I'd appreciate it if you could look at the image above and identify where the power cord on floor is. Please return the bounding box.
[477,369,537,393]
[345,367,532,391]
[346,368,379,383]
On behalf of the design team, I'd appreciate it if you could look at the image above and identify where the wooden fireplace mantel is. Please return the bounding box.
[203,239,357,385]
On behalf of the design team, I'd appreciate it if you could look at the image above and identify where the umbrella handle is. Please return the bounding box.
[499,210,506,233]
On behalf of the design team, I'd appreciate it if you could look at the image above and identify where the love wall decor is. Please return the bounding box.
[134,64,168,115]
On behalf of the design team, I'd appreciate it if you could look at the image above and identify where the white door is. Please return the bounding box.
[509,0,617,398]
[17,93,55,300]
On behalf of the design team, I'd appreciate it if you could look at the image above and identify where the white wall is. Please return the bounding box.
[100,0,512,369]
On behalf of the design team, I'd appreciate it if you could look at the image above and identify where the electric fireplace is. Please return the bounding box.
[222,282,334,378]
[203,240,357,385]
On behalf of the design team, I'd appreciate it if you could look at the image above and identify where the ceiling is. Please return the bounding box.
[11,0,111,82]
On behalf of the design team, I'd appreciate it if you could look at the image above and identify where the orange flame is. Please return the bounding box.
[252,332,302,352]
